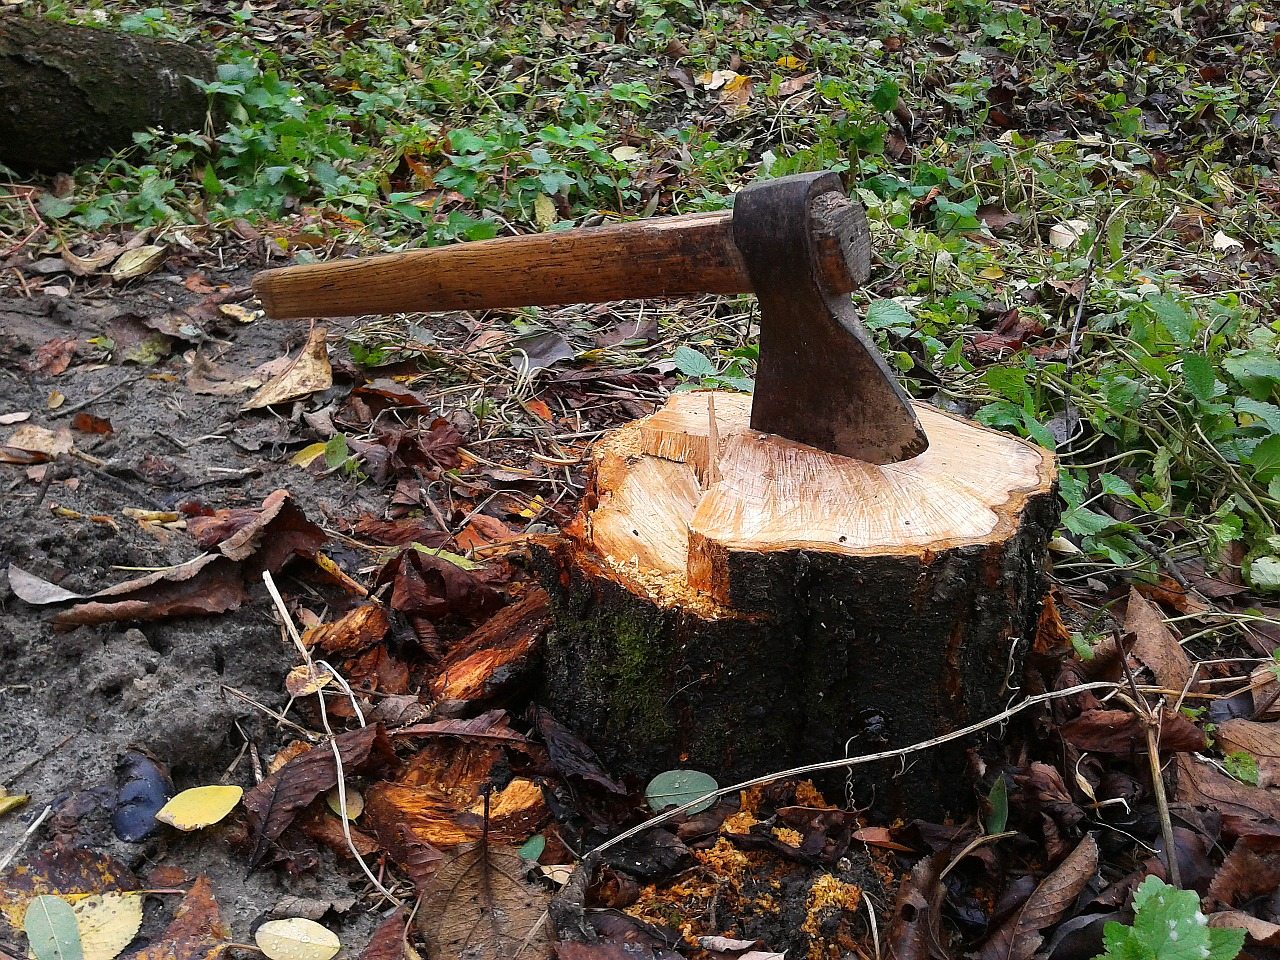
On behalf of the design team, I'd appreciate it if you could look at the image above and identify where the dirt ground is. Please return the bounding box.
[0,273,394,946]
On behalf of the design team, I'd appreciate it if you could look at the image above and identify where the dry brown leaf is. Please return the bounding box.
[885,851,947,960]
[360,906,412,960]
[1125,588,1193,690]
[1208,911,1280,945]
[418,843,553,960]
[244,326,333,410]
[4,423,74,457]
[133,876,232,960]
[244,724,397,866]
[365,775,546,850]
[977,834,1099,960]
[1206,836,1280,911]
[8,563,86,605]
[1176,754,1280,829]
[1251,663,1280,719]
[1217,719,1280,787]
[61,242,123,276]
[110,245,168,281]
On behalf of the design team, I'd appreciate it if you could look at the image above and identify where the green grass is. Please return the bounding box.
[5,0,1280,604]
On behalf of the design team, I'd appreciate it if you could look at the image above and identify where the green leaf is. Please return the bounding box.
[323,434,350,470]
[645,769,718,814]
[24,896,84,960]
[1248,435,1280,478]
[984,776,1008,834]
[871,79,900,113]
[1223,750,1259,785]
[1182,354,1217,404]
[1063,507,1113,536]
[518,834,546,862]
[864,299,915,332]
[1235,398,1280,433]
[1146,295,1195,344]
[1248,556,1280,592]
[673,345,716,379]
[1100,473,1139,501]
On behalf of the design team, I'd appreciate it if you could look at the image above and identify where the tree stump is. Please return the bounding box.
[0,15,214,173]
[539,391,1058,818]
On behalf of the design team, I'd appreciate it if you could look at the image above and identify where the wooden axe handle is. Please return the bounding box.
[253,199,869,320]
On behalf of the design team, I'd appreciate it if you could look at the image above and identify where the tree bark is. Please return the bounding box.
[0,15,214,173]
[538,391,1058,819]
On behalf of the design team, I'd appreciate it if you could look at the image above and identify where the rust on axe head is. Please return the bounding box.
[731,171,927,464]
[252,171,928,464]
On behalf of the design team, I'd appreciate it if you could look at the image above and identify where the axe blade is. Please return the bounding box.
[731,172,928,465]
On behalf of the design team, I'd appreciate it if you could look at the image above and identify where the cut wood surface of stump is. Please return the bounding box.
[539,391,1058,819]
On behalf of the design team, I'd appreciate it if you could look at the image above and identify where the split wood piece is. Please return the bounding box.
[538,391,1058,819]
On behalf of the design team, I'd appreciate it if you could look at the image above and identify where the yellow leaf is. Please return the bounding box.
[286,663,333,698]
[0,786,30,816]
[254,918,341,960]
[155,785,243,831]
[979,266,1005,280]
[775,55,804,69]
[219,303,259,324]
[110,245,167,282]
[73,892,144,960]
[325,785,364,821]
[290,442,329,467]
[533,193,557,230]
[610,145,641,162]
[518,495,546,519]
[722,73,751,93]
[243,327,333,410]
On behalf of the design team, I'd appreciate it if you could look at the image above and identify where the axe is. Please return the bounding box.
[252,171,927,465]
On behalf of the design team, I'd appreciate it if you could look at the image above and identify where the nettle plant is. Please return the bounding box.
[1096,877,1243,960]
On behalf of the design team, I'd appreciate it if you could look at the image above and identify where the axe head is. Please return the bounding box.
[732,172,928,464]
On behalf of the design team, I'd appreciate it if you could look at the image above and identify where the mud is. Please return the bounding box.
[0,274,389,947]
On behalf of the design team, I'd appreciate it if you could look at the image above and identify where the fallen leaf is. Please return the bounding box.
[72,892,144,960]
[366,771,547,851]
[218,303,259,323]
[61,242,123,276]
[71,412,113,435]
[886,852,947,960]
[1125,588,1193,690]
[360,906,411,960]
[291,442,328,467]
[32,337,78,375]
[132,877,231,960]
[395,709,528,744]
[777,72,816,96]
[0,411,31,424]
[0,845,137,929]
[1217,719,1280,787]
[5,424,74,457]
[8,564,86,604]
[977,834,1099,960]
[255,918,341,960]
[1177,754,1280,830]
[286,662,334,698]
[244,327,333,410]
[113,748,174,842]
[156,785,244,831]
[1212,230,1244,252]
[1208,912,1280,946]
[1048,219,1089,249]
[534,194,557,230]
[25,895,84,960]
[609,145,640,162]
[244,724,397,867]
[418,843,553,960]
[1059,708,1204,754]
[326,785,365,821]
[110,245,168,281]
[1207,836,1280,913]
[531,706,625,793]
